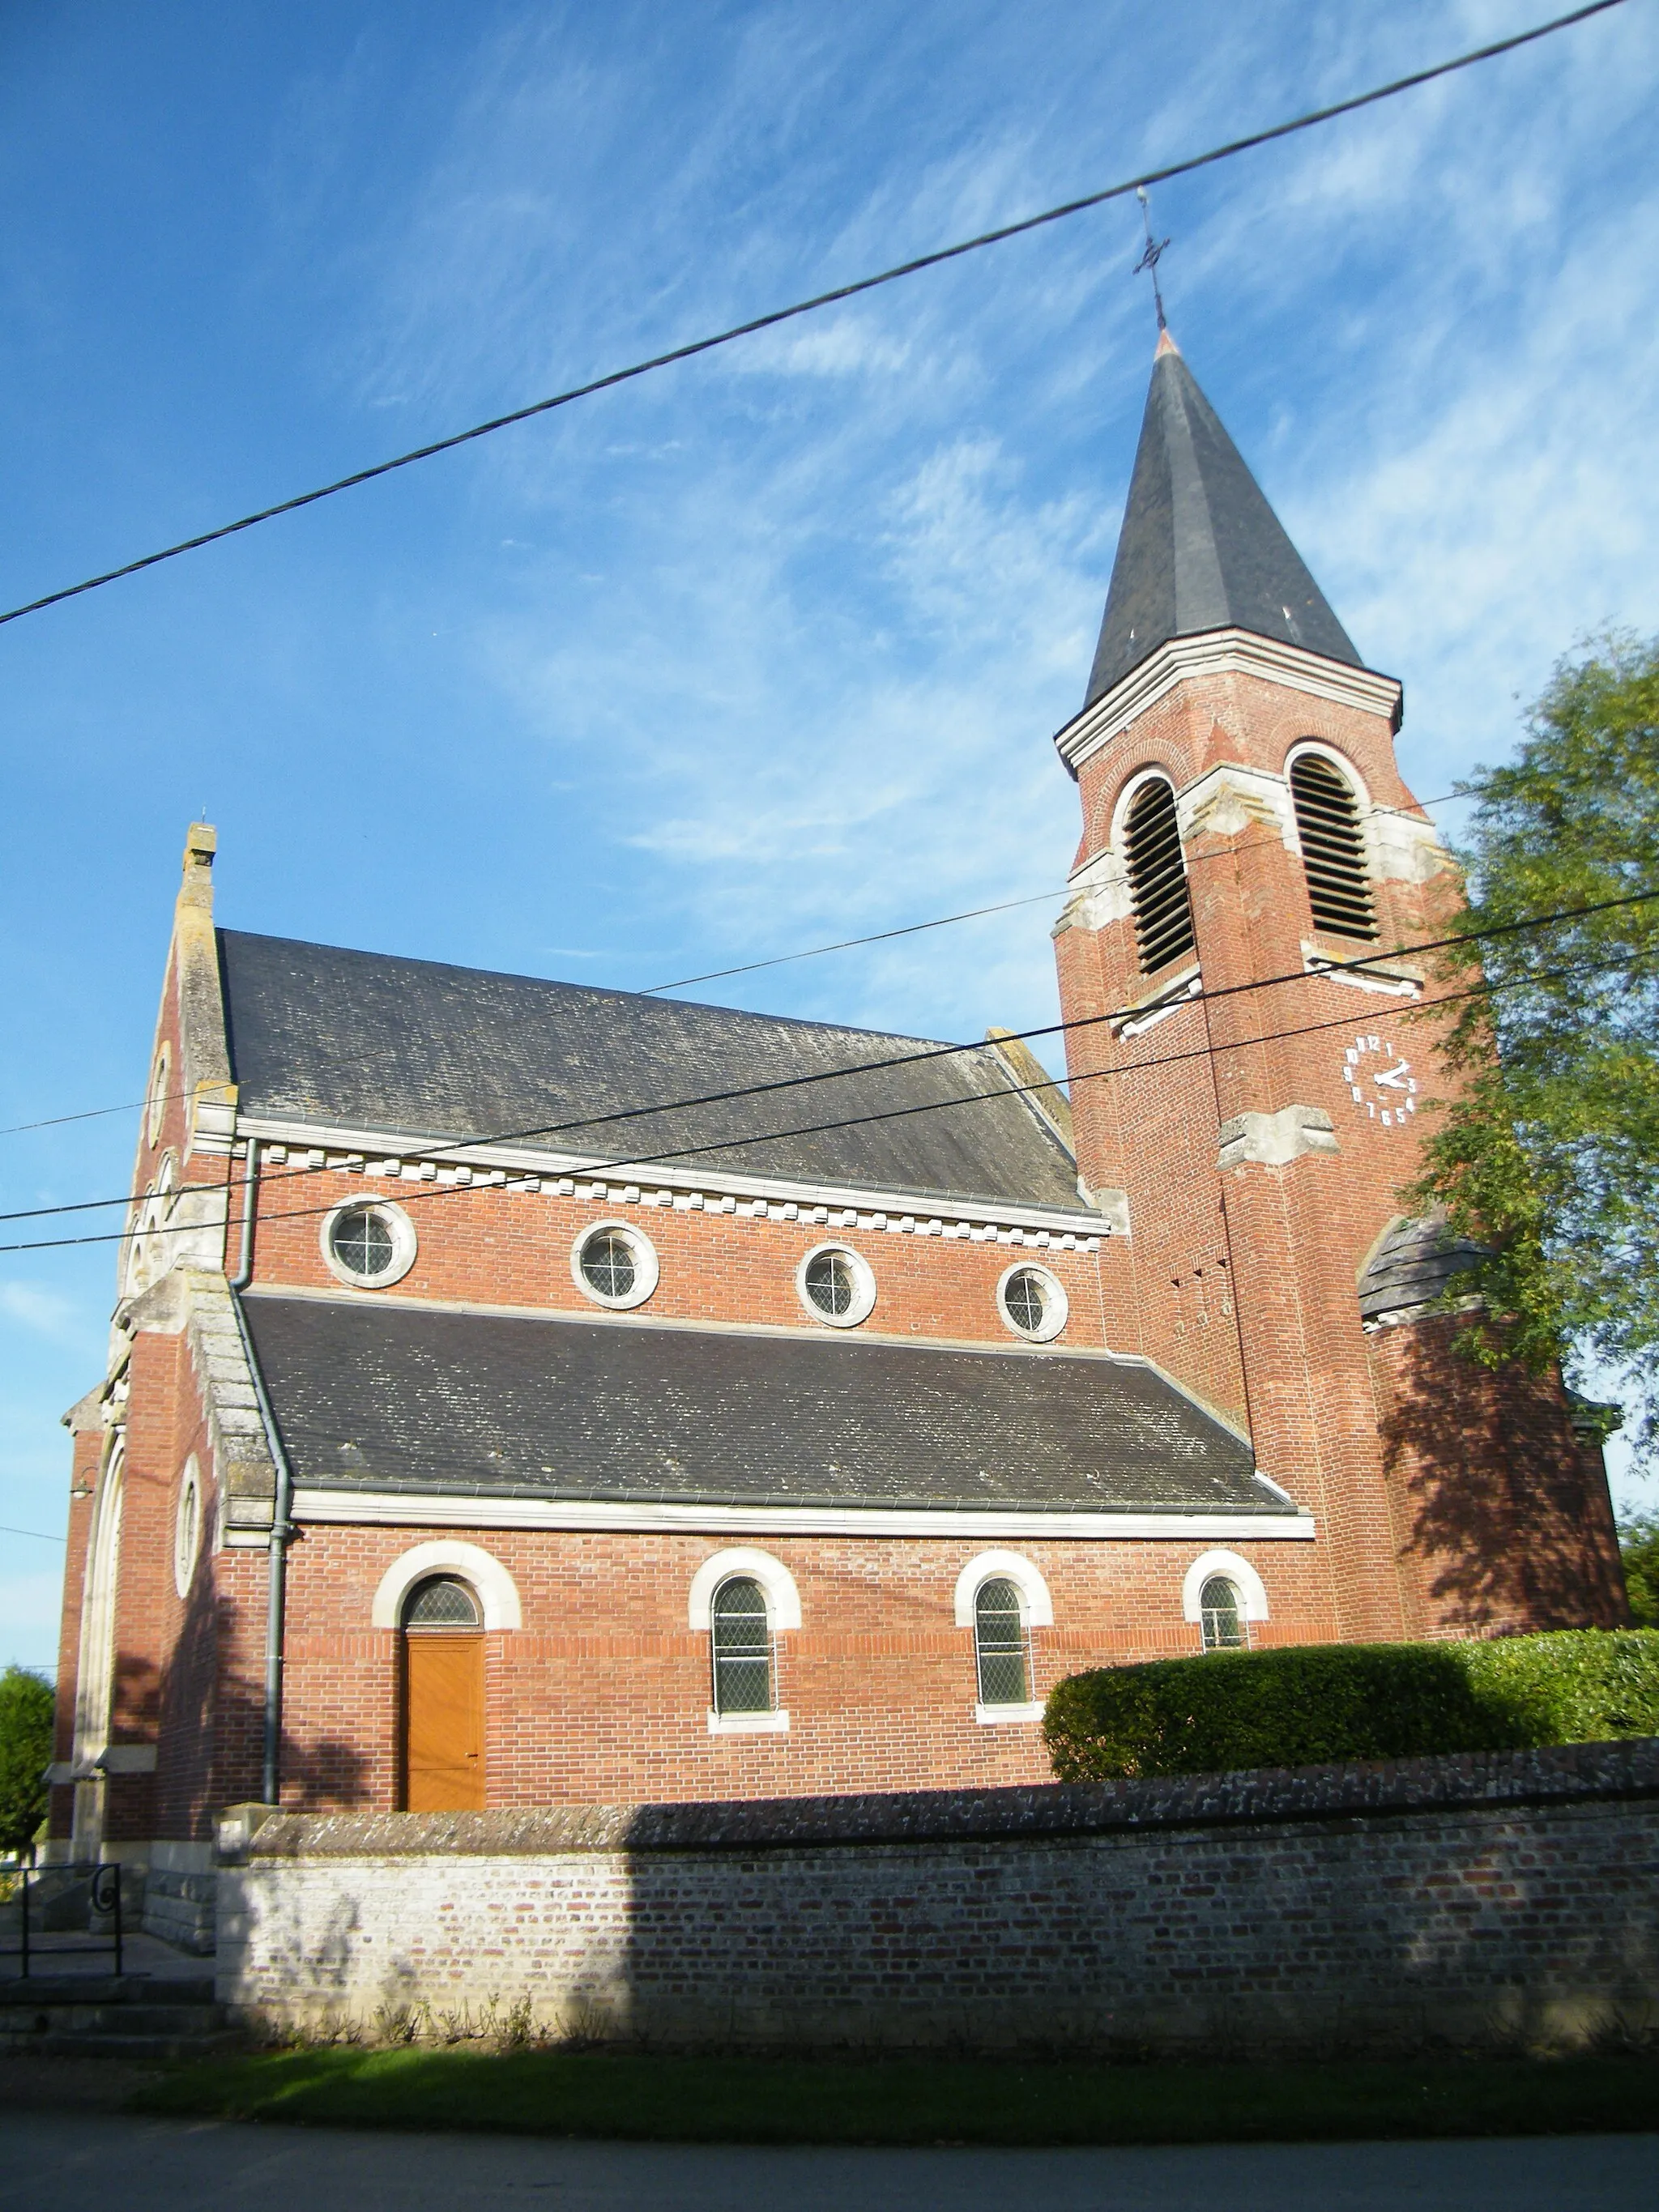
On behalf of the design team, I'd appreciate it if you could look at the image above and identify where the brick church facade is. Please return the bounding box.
[49,333,1626,1933]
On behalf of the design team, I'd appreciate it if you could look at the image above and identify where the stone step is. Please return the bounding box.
[0,1972,216,2006]
[13,2027,245,2061]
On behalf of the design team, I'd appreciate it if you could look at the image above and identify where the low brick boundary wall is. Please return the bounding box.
[217,1741,1659,2057]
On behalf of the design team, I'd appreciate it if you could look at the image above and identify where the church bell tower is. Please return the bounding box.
[1048,330,1604,1643]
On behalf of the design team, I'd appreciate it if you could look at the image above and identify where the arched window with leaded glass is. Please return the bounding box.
[974,1577,1030,1707]
[710,1575,773,1715]
[1199,1574,1247,1652]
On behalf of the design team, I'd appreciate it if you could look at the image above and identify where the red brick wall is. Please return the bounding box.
[1053,663,1615,1644]
[242,1164,1115,1350]
[275,1521,1332,1813]
[1367,1312,1629,1636]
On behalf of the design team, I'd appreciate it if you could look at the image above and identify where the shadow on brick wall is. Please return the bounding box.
[112,1577,369,1841]
[1373,1315,1627,1634]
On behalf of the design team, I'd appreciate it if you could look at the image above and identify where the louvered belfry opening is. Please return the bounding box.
[1290,752,1377,940]
[1124,777,1196,975]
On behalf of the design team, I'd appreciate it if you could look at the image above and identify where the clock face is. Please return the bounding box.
[1343,1031,1418,1127]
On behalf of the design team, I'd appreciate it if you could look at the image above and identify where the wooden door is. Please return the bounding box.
[403,1634,485,1810]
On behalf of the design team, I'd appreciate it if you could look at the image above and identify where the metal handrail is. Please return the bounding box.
[0,1860,123,1979]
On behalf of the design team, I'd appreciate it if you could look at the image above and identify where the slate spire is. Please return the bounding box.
[1085,334,1361,707]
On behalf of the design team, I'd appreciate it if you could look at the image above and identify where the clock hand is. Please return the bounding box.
[1374,1062,1412,1089]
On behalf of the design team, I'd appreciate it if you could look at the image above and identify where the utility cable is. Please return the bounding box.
[0,786,1504,1140]
[2,884,1650,1227]
[0,950,1631,1258]
[0,0,1630,633]
[2,896,1650,1253]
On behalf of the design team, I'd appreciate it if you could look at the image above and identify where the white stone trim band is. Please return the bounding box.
[1053,629,1403,776]
[299,1488,1315,1543]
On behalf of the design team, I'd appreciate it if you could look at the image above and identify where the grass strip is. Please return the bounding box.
[130,2046,1659,2146]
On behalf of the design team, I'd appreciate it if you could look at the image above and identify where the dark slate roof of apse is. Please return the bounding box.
[245,1292,1269,1515]
[1084,337,1363,707]
[1358,1216,1487,1326]
[217,930,1080,1210]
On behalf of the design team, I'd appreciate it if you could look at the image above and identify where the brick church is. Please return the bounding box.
[49,331,1626,1936]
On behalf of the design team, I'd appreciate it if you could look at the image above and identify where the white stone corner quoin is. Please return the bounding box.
[371,1541,522,1630]
[688,1546,803,1631]
[1217,1103,1338,1171]
[1182,1549,1269,1624]
[953,1549,1054,1627]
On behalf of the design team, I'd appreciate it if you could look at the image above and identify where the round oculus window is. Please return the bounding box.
[147,1044,170,1148]
[996,1262,1068,1341]
[570,1220,659,1309]
[321,1200,417,1289]
[173,1456,202,1599]
[796,1242,876,1328]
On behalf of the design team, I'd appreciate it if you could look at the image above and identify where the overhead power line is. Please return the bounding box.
[0,947,1637,1262]
[0,0,1630,633]
[2,886,1652,1250]
[0,787,1475,1140]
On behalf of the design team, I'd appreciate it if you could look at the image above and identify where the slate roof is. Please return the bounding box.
[218,930,1081,1211]
[1085,337,1362,707]
[1358,1216,1486,1326]
[245,1293,1270,1516]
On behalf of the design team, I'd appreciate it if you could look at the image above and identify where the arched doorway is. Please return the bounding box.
[400,1575,485,1811]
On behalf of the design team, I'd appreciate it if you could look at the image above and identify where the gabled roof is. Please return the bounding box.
[1085,335,1362,706]
[245,1292,1269,1516]
[217,930,1081,1211]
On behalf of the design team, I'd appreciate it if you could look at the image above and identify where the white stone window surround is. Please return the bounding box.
[689,1545,799,1735]
[996,1260,1069,1343]
[956,1549,1051,1724]
[569,1217,660,1311]
[320,1196,419,1290]
[795,1241,877,1329]
[1108,762,1188,863]
[173,1454,202,1599]
[1181,1548,1269,1626]
[371,1541,522,1630]
[689,1546,802,1630]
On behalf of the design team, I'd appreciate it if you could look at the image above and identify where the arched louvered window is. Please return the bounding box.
[1124,778,1196,975]
[711,1576,773,1715]
[1290,753,1376,940]
[974,1578,1030,1706]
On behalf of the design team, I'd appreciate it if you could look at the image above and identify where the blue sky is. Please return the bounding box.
[3,0,1657,1672]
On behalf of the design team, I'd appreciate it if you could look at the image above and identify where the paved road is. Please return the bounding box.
[0,2112,1651,2211]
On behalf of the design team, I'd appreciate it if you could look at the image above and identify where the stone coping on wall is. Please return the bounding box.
[234,1738,1659,1861]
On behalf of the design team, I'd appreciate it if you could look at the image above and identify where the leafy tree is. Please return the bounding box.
[0,1665,55,1860]
[1412,634,1659,1466]
[1621,1515,1659,1628]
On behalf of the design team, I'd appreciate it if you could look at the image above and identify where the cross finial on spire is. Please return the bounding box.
[1132,186,1170,334]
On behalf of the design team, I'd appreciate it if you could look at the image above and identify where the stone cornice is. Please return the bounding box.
[236,1112,1124,1242]
[291,1484,1313,1543]
[1052,629,1404,778]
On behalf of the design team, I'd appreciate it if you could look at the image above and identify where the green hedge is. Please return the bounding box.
[1042,1630,1659,1783]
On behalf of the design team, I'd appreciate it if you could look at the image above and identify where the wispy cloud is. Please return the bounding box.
[0,1281,83,1346]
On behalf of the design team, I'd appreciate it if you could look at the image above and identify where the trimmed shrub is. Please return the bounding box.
[1042,1630,1659,1784]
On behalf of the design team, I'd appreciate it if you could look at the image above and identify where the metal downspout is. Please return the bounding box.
[225,1136,293,1807]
